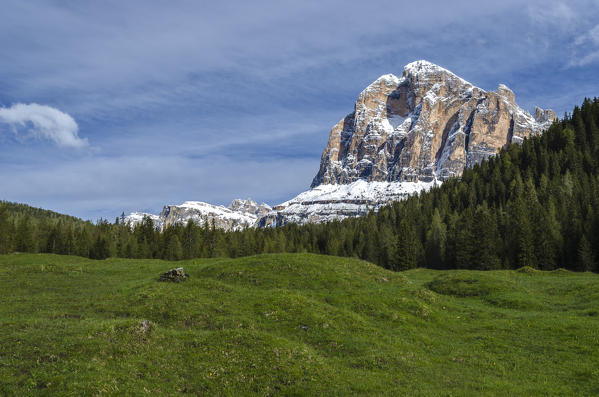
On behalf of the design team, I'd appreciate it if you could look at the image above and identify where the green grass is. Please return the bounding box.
[1,253,598,396]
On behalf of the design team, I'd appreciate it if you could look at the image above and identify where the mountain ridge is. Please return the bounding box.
[125,198,271,231]
[260,60,555,226]
[125,60,556,229]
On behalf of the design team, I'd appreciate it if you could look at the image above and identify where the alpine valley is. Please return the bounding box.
[126,60,555,230]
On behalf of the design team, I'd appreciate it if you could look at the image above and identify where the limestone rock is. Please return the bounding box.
[159,267,189,282]
[261,60,556,227]
[311,60,556,187]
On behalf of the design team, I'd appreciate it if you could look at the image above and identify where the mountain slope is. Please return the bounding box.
[1,200,85,224]
[261,60,555,226]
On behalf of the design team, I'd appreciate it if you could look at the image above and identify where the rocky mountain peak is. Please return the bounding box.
[535,106,557,124]
[311,60,556,188]
[126,61,557,230]
[228,198,271,218]
[497,84,516,103]
[125,197,271,232]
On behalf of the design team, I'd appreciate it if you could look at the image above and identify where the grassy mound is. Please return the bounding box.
[517,265,538,274]
[1,253,598,395]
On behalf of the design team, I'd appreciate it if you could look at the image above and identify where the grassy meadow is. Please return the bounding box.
[1,253,598,395]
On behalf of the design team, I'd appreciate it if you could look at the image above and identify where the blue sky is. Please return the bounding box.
[1,0,598,220]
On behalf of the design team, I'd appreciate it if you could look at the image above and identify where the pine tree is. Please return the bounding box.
[472,205,501,270]
[378,225,397,270]
[14,217,33,252]
[516,214,536,269]
[75,227,91,258]
[577,235,595,272]
[165,234,183,261]
[453,210,476,269]
[394,219,421,271]
[0,205,11,254]
[182,220,196,259]
[424,209,446,268]
[91,236,110,260]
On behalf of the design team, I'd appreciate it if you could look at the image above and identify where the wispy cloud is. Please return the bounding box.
[527,1,575,25]
[567,24,599,67]
[0,103,87,148]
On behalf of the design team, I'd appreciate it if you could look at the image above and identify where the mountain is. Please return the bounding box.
[124,60,555,229]
[259,60,556,226]
[125,199,271,231]
[257,179,436,227]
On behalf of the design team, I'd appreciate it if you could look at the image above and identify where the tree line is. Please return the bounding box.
[1,98,598,272]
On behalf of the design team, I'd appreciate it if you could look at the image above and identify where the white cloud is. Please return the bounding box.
[0,103,87,148]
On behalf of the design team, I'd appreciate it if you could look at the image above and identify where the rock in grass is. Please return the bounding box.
[139,320,152,333]
[159,267,189,283]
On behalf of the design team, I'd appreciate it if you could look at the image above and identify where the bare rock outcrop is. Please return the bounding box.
[262,60,556,227]
[159,267,189,282]
[312,60,556,187]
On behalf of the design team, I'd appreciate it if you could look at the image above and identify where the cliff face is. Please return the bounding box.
[261,60,556,227]
[312,60,555,187]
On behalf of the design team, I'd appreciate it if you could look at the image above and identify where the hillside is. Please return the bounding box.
[0,201,84,224]
[1,253,598,395]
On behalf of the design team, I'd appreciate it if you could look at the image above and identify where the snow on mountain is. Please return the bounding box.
[257,179,438,227]
[125,60,556,229]
[124,212,164,229]
[259,60,556,226]
[124,199,271,231]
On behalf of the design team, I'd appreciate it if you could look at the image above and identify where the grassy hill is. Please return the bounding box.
[1,253,598,395]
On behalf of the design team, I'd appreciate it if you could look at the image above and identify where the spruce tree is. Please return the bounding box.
[0,205,11,254]
[165,234,183,261]
[394,219,421,271]
[15,217,34,253]
[472,205,501,270]
[577,235,595,272]
[424,209,446,268]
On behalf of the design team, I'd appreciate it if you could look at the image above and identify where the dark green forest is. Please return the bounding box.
[1,98,599,272]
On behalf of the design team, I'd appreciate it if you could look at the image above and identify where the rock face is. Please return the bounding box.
[261,60,556,227]
[125,198,271,231]
[312,60,555,186]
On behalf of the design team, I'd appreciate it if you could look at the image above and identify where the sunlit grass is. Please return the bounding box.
[1,253,598,395]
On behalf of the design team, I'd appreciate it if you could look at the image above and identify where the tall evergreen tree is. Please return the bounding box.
[15,217,34,253]
[577,235,595,272]
[394,219,421,271]
[0,205,11,254]
[424,209,446,268]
